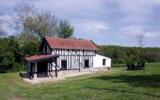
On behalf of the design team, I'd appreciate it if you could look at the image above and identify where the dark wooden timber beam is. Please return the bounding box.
[55,58,58,77]
[79,50,81,72]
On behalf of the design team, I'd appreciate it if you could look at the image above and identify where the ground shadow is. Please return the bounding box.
[19,72,30,79]
[87,74,160,98]
[92,74,160,88]
[86,86,160,98]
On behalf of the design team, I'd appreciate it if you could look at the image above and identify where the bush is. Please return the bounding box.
[0,36,39,73]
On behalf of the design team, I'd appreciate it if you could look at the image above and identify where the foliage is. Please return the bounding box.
[99,45,160,64]
[57,19,74,38]
[143,48,160,62]
[14,2,73,40]
[0,36,39,72]
[0,37,16,72]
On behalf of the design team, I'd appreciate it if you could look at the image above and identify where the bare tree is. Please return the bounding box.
[14,2,74,40]
[14,2,57,39]
[136,32,146,48]
[14,2,35,32]
[136,32,146,62]
[34,11,58,38]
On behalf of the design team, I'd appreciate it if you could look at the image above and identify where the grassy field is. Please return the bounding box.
[0,63,160,100]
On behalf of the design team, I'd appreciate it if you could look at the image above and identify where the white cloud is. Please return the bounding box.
[0,0,17,7]
[112,0,160,44]
[0,13,16,35]
[144,32,160,38]
[0,13,11,21]
[113,0,160,24]
[121,26,143,36]
[120,25,159,39]
[31,0,106,18]
[73,20,108,34]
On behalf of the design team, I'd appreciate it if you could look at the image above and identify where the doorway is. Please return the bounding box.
[37,61,48,77]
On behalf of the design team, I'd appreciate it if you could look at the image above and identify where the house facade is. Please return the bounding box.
[25,37,111,79]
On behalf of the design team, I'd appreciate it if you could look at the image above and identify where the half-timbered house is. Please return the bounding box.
[25,37,111,79]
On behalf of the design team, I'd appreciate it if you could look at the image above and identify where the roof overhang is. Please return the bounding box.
[25,54,59,62]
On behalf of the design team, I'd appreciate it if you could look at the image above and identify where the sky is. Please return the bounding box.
[0,0,160,47]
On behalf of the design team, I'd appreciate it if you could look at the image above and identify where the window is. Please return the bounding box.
[84,59,89,68]
[102,59,106,66]
[61,60,67,70]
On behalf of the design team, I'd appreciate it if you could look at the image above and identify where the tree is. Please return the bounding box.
[112,48,127,64]
[136,32,146,48]
[14,2,35,33]
[0,37,15,72]
[14,2,58,40]
[33,11,58,39]
[14,2,73,40]
[135,32,146,64]
[57,19,74,38]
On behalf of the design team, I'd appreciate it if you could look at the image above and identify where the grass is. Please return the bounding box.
[0,63,160,100]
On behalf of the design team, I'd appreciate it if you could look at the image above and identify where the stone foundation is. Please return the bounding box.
[24,67,110,80]
[23,67,110,84]
[57,67,109,77]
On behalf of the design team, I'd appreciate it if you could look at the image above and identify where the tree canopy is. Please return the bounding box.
[14,2,74,40]
[57,19,74,38]
[99,45,160,64]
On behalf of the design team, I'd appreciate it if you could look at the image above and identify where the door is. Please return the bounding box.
[61,60,67,70]
[37,61,48,77]
[84,59,89,68]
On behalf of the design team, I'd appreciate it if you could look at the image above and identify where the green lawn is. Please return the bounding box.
[0,63,160,100]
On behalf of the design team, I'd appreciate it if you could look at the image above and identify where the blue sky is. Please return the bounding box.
[0,0,160,47]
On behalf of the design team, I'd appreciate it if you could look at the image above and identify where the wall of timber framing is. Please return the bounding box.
[53,49,96,70]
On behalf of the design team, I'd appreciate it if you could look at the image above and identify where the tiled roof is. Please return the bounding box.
[25,54,58,62]
[45,37,99,51]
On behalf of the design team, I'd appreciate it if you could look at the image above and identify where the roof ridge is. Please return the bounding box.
[46,36,92,42]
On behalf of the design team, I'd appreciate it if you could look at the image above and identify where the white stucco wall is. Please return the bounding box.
[93,54,111,68]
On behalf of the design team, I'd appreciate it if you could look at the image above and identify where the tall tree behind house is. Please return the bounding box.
[14,2,74,40]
